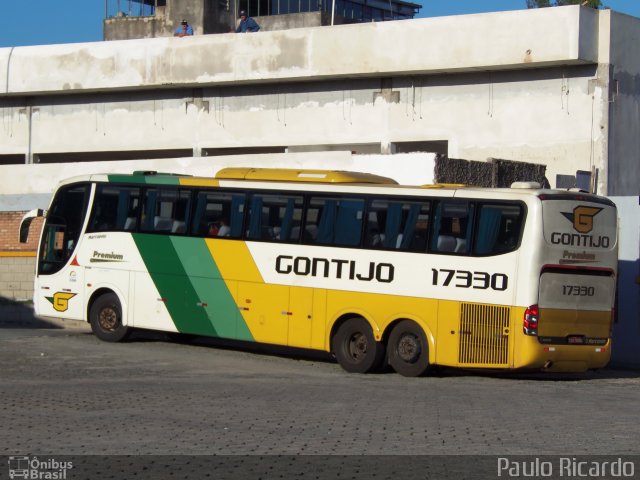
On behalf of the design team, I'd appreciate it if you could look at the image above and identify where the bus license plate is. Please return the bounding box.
[567,335,585,345]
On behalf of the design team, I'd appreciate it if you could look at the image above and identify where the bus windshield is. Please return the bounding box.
[38,183,90,275]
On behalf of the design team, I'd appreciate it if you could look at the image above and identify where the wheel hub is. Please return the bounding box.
[348,332,368,362]
[397,333,420,363]
[98,307,118,331]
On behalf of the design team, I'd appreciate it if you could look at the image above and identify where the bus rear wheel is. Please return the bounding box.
[332,317,384,374]
[89,293,130,342]
[387,320,430,377]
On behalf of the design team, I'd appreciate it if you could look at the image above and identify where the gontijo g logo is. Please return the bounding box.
[550,205,610,249]
[562,205,603,234]
[45,292,77,312]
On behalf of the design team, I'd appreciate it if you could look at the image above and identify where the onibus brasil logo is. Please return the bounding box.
[8,456,73,479]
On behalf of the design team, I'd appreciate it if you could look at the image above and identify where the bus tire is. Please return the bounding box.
[331,317,384,374]
[387,320,430,377]
[89,293,130,342]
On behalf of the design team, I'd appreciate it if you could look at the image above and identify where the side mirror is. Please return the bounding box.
[19,209,44,243]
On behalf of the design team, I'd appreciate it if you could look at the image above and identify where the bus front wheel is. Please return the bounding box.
[331,317,384,374]
[387,320,430,377]
[89,293,130,342]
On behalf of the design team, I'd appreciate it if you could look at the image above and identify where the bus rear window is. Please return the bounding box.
[473,203,523,255]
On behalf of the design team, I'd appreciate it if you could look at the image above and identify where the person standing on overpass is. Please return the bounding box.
[175,19,194,37]
[236,11,260,33]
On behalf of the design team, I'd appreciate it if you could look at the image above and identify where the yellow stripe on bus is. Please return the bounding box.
[205,239,263,283]
[179,178,220,187]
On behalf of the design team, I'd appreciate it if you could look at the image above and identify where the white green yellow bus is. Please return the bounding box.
[20,168,618,376]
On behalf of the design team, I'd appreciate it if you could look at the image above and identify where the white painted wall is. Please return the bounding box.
[610,196,640,367]
[0,151,437,210]
[0,7,596,95]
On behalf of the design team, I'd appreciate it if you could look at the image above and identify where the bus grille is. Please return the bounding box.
[458,303,510,366]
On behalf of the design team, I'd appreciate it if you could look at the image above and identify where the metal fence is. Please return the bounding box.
[104,0,165,18]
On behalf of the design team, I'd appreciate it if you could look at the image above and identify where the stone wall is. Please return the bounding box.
[434,156,548,188]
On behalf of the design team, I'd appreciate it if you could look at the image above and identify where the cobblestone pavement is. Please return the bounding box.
[1,323,639,458]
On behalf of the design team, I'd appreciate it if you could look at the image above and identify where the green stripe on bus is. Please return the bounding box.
[133,234,253,341]
[108,174,181,185]
[132,234,217,336]
[169,237,253,341]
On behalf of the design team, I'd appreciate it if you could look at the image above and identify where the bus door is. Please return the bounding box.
[236,284,316,348]
[237,282,290,345]
[287,287,314,348]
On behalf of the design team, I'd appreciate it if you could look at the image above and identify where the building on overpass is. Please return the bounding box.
[103,0,421,40]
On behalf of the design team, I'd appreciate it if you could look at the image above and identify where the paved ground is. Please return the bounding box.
[1,305,639,478]
[1,307,640,456]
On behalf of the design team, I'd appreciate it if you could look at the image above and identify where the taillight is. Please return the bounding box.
[523,304,539,336]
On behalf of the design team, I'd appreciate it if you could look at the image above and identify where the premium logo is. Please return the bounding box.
[561,206,602,234]
[46,292,77,312]
[559,250,597,265]
[90,250,124,263]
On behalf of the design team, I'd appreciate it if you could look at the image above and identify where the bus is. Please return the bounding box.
[19,168,618,376]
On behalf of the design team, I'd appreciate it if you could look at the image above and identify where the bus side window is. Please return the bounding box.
[191,191,245,238]
[430,201,473,255]
[309,196,365,247]
[88,185,140,233]
[246,194,303,242]
[365,200,429,251]
[474,203,523,255]
[141,188,191,235]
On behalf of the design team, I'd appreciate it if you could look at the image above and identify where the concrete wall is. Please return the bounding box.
[0,151,436,211]
[0,255,36,302]
[604,12,640,196]
[255,12,325,31]
[610,196,640,368]
[0,7,598,95]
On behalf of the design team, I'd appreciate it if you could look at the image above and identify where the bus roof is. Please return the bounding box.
[215,168,398,184]
[51,169,613,205]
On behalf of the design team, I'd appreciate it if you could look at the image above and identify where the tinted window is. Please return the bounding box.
[474,203,523,255]
[88,185,141,233]
[430,200,475,254]
[365,199,430,251]
[246,194,303,242]
[141,188,191,234]
[305,196,365,247]
[191,191,245,238]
